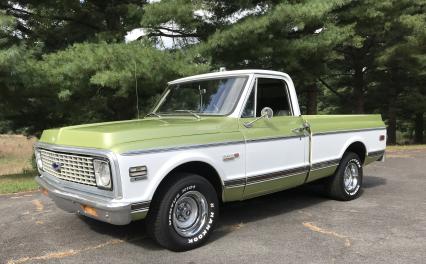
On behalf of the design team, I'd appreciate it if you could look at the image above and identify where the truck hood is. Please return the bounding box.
[39,117,240,152]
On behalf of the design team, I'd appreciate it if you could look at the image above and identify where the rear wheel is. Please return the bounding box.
[146,173,219,251]
[325,152,363,201]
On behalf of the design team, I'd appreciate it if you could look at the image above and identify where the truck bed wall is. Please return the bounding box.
[302,114,386,183]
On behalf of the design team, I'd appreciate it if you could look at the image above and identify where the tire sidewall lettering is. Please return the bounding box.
[343,158,362,196]
[187,199,215,244]
[167,183,217,245]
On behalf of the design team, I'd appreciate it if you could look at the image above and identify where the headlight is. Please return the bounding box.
[35,149,43,171]
[93,159,112,189]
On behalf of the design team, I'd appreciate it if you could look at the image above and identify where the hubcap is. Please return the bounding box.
[172,191,208,237]
[343,161,359,193]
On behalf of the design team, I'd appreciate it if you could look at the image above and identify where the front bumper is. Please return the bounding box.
[36,175,149,225]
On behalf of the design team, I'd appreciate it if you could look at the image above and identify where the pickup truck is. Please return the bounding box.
[34,70,386,251]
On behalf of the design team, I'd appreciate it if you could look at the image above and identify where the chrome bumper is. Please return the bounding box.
[36,175,149,225]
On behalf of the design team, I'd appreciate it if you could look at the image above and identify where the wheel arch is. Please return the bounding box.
[150,159,224,205]
[342,140,367,164]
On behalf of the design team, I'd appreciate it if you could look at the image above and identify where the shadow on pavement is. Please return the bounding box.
[363,175,386,189]
[78,176,386,249]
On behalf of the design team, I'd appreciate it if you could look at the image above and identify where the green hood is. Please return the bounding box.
[39,117,242,153]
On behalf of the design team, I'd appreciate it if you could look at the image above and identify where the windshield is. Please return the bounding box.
[155,77,248,116]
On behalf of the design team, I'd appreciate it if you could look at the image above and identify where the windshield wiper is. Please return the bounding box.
[144,112,162,118]
[174,110,201,119]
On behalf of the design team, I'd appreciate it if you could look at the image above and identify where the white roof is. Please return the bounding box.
[168,69,289,84]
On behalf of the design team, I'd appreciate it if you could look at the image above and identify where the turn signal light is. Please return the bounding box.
[379,135,385,141]
[81,205,98,217]
[40,188,48,196]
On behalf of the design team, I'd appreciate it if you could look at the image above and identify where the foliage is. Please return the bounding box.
[0,0,425,143]
[0,171,38,194]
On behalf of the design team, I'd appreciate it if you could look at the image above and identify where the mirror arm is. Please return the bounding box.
[243,113,267,128]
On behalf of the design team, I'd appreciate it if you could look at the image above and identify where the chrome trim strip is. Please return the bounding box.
[246,134,306,143]
[122,127,385,156]
[35,142,123,199]
[225,158,341,188]
[368,150,385,157]
[246,165,309,185]
[223,167,308,189]
[310,163,339,171]
[223,178,246,188]
[122,135,305,156]
[130,201,150,212]
[121,140,246,156]
[312,127,386,136]
[311,158,340,170]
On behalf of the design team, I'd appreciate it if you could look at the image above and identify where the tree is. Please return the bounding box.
[0,41,209,136]
[1,0,147,52]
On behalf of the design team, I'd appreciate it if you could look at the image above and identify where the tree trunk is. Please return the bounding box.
[353,68,365,114]
[414,112,424,144]
[306,84,318,115]
[387,107,397,144]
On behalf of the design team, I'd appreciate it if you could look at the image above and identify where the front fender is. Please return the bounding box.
[116,150,228,202]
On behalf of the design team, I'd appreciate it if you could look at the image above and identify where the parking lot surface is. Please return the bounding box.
[1,148,425,264]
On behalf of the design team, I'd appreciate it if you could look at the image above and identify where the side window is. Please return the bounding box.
[241,85,255,118]
[256,78,291,117]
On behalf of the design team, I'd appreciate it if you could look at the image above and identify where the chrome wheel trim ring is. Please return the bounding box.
[343,161,359,193]
[172,190,208,238]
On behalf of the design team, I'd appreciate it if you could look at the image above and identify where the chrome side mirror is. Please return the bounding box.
[244,107,274,128]
[261,107,273,119]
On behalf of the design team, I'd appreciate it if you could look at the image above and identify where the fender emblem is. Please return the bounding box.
[223,153,240,161]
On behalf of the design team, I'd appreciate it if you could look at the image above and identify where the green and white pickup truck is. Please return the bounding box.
[34,70,386,251]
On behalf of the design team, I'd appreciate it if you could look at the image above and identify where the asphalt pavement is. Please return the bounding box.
[1,148,425,264]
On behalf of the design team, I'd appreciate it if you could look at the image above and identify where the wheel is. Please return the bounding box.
[325,152,363,201]
[146,173,219,251]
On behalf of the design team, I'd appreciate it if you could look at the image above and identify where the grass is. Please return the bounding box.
[0,171,39,194]
[0,135,38,194]
[386,144,426,151]
[0,134,36,175]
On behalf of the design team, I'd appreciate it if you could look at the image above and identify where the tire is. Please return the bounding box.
[325,152,363,201]
[146,173,219,251]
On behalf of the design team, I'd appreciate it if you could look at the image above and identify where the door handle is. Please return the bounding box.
[292,127,304,133]
[292,122,310,134]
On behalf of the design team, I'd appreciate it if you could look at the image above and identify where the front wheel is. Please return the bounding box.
[146,173,219,251]
[325,152,363,201]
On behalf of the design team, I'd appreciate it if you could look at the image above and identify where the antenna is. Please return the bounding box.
[134,60,140,119]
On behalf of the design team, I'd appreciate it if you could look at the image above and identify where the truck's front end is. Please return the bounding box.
[33,72,250,227]
[34,141,146,225]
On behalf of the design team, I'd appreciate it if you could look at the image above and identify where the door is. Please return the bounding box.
[239,76,309,199]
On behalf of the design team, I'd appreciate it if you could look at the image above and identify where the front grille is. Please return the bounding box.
[40,149,97,186]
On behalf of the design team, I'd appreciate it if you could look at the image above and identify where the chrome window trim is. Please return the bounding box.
[254,78,258,118]
[237,76,256,118]
[252,74,295,117]
[153,76,249,117]
[35,142,123,199]
[168,74,251,85]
